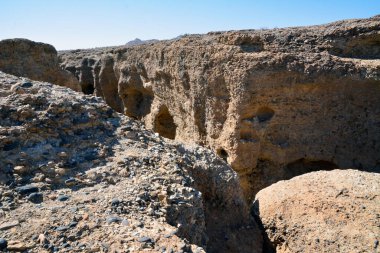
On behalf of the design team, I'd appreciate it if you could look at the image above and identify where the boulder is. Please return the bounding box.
[253,169,380,253]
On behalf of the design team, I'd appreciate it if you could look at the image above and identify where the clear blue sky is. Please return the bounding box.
[1,0,379,50]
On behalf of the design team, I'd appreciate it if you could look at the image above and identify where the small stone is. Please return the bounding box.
[111,198,120,206]
[55,226,69,232]
[82,213,89,220]
[0,238,7,250]
[58,152,68,158]
[57,195,69,201]
[13,166,27,175]
[68,221,78,228]
[16,185,38,195]
[38,234,47,245]
[106,216,122,224]
[20,82,33,88]
[65,178,77,186]
[121,219,129,226]
[138,236,153,243]
[28,192,43,204]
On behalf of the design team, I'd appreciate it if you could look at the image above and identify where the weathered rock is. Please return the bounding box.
[0,38,80,91]
[0,238,7,250]
[253,169,380,253]
[59,16,380,200]
[0,71,261,252]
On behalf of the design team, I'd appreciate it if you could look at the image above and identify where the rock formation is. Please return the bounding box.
[59,16,380,200]
[0,39,80,91]
[0,71,261,252]
[253,170,380,253]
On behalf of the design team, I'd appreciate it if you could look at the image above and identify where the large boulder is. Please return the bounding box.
[253,170,380,253]
[0,38,80,91]
[59,16,380,200]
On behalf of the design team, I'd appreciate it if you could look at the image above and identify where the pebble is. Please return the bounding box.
[55,226,69,232]
[28,192,43,204]
[13,166,27,174]
[57,195,69,201]
[20,82,33,88]
[138,236,153,243]
[65,178,77,186]
[15,185,38,195]
[106,216,122,224]
[0,238,7,250]
[111,198,120,206]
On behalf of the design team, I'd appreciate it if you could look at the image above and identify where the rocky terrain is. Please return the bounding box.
[0,15,379,253]
[58,16,380,200]
[254,170,380,253]
[0,72,261,252]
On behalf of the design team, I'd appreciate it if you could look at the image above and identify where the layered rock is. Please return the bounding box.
[253,169,380,253]
[0,71,261,252]
[0,39,80,91]
[59,16,380,200]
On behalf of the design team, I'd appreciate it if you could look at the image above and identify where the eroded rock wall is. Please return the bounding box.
[59,16,380,200]
[0,38,80,91]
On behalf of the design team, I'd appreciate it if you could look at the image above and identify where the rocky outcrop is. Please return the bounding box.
[0,71,261,252]
[59,16,380,200]
[0,39,80,91]
[253,169,380,253]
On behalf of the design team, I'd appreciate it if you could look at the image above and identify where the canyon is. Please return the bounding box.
[0,15,379,253]
[58,15,380,200]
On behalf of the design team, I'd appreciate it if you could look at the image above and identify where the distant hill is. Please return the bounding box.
[125,38,159,46]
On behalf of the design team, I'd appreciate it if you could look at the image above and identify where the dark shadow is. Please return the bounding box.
[256,106,275,123]
[153,105,177,139]
[216,148,228,162]
[251,200,276,253]
[285,159,338,179]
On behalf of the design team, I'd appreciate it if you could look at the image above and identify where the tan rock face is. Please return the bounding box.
[59,15,380,201]
[253,169,380,253]
[0,38,80,91]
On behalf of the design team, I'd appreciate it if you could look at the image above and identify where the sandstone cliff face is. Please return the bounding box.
[253,170,380,253]
[0,71,261,252]
[59,16,380,200]
[0,39,80,91]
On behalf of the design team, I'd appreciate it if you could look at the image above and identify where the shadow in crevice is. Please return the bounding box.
[251,199,276,253]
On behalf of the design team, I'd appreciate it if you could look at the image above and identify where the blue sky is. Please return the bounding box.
[1,0,379,50]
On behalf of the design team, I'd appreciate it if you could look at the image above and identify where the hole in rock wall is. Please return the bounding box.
[285,159,338,179]
[82,82,94,95]
[123,88,153,120]
[217,148,229,162]
[256,106,275,123]
[153,105,177,140]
